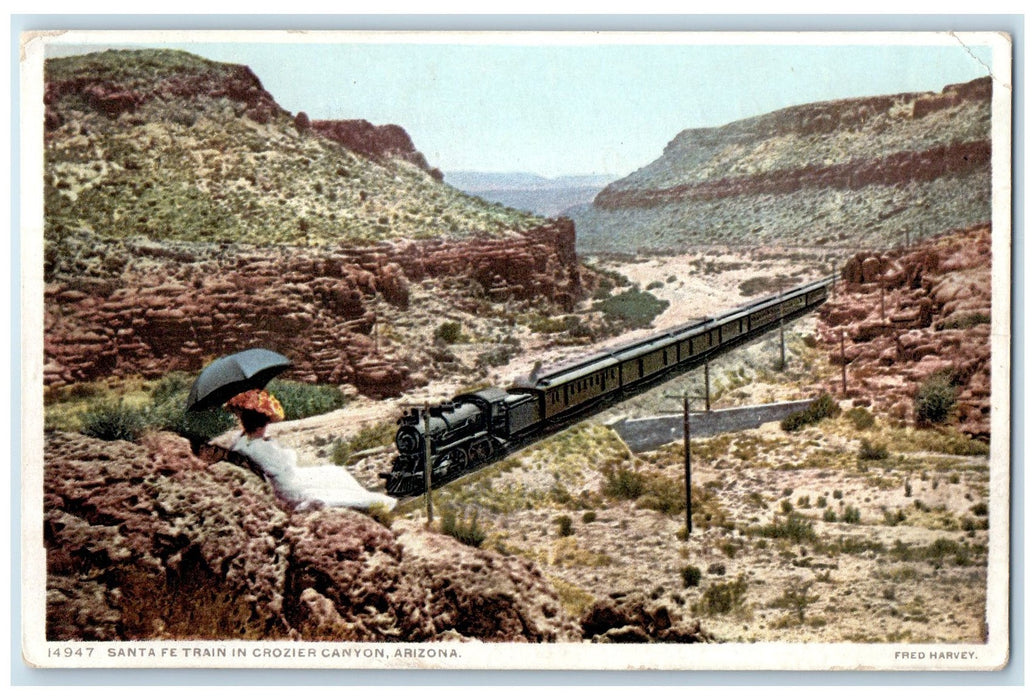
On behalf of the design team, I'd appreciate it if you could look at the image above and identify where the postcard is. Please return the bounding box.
[19,28,1012,672]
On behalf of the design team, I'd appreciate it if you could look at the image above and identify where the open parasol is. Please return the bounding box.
[185,348,292,412]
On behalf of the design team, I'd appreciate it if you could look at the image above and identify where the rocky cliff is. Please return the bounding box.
[311,119,443,181]
[43,219,580,397]
[816,224,992,438]
[575,78,993,252]
[44,430,582,641]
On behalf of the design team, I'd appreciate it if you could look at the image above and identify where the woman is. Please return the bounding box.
[225,389,397,512]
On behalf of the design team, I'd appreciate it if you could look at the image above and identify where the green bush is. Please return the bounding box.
[694,574,747,616]
[80,399,147,442]
[781,393,841,432]
[757,513,816,543]
[681,565,702,588]
[841,505,862,524]
[592,288,669,328]
[858,438,889,461]
[845,406,876,430]
[581,511,597,524]
[434,320,463,344]
[266,379,346,420]
[556,515,574,537]
[602,466,646,500]
[823,508,838,522]
[915,374,958,426]
[439,509,486,548]
[635,474,686,515]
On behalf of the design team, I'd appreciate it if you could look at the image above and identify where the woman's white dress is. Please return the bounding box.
[231,435,397,511]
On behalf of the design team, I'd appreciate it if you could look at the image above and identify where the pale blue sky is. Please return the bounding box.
[47,38,997,178]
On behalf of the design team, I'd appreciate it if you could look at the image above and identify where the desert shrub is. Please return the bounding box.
[681,565,702,588]
[905,481,913,497]
[882,508,907,526]
[434,320,463,344]
[581,511,597,524]
[331,421,397,465]
[771,580,819,623]
[602,465,646,500]
[845,406,876,430]
[781,393,841,432]
[556,515,574,537]
[833,489,844,500]
[780,500,794,514]
[266,379,346,420]
[757,513,816,543]
[707,562,726,576]
[823,508,838,522]
[366,503,394,528]
[592,288,669,328]
[797,495,811,508]
[816,496,827,508]
[694,574,748,616]
[915,374,958,426]
[439,509,486,548]
[841,505,862,524]
[80,399,147,442]
[858,438,889,461]
[970,502,989,517]
[636,473,685,515]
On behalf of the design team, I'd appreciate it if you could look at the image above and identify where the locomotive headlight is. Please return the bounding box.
[395,425,423,455]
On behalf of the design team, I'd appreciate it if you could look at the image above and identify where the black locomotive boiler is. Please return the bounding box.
[380,276,834,496]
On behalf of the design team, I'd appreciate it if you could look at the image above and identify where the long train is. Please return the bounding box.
[380,275,835,496]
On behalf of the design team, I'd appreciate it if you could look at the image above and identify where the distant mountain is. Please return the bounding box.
[572,78,993,253]
[445,171,615,217]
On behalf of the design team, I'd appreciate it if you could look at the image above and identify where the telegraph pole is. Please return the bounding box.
[423,401,433,527]
[682,394,692,535]
[666,389,707,535]
[840,330,848,397]
[704,361,711,412]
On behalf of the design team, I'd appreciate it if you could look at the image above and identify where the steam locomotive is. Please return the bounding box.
[380,276,834,496]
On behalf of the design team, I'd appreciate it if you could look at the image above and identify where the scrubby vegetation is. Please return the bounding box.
[780,393,841,432]
[592,288,669,329]
[45,371,346,449]
[439,508,487,548]
[915,373,958,426]
[331,421,397,466]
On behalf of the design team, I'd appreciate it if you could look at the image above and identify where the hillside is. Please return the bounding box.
[42,49,581,394]
[573,78,992,253]
[44,50,542,247]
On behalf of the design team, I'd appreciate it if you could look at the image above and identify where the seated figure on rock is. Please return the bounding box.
[224,389,397,512]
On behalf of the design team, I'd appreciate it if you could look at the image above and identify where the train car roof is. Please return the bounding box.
[508,276,833,392]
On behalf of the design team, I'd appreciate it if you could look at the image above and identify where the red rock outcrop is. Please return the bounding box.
[595,139,991,209]
[312,119,444,180]
[45,53,287,131]
[815,224,993,438]
[43,219,580,397]
[45,430,581,642]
